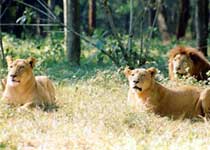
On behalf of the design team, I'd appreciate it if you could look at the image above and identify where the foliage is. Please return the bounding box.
[1,33,64,78]
[86,0,165,68]
[1,32,201,80]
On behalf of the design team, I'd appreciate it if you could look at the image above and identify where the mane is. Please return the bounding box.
[168,46,210,65]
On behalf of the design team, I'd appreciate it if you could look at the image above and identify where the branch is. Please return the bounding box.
[127,0,133,58]
[37,0,56,20]
[103,0,128,62]
[0,23,62,26]
[15,0,55,21]
[139,16,144,66]
[144,0,160,57]
[0,0,12,19]
[16,0,120,67]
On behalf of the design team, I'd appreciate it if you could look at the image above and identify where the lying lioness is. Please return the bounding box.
[124,67,210,118]
[1,56,56,107]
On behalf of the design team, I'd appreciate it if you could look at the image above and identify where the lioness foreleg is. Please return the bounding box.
[1,79,6,91]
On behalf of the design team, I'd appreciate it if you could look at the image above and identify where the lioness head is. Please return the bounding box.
[124,67,157,92]
[6,56,36,87]
[172,54,193,76]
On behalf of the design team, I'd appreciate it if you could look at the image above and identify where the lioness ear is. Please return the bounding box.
[6,56,13,65]
[147,67,157,77]
[124,66,132,78]
[27,57,36,68]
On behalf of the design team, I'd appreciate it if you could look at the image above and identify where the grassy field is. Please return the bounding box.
[0,35,210,150]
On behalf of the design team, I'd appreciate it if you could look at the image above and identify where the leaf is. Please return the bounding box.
[16,15,26,24]
[96,40,105,50]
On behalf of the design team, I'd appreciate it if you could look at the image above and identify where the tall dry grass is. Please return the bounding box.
[1,71,210,150]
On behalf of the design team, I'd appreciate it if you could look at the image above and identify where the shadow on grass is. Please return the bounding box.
[0,143,6,149]
[41,103,59,112]
[42,60,118,83]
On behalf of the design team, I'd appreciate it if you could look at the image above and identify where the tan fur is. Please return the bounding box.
[1,78,6,91]
[124,67,210,118]
[168,46,210,80]
[1,56,56,106]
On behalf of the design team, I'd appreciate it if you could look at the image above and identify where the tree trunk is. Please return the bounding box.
[195,0,208,56]
[176,0,190,39]
[63,0,81,65]
[88,0,96,35]
[0,3,5,65]
[48,0,56,14]
[157,2,170,44]
[149,0,156,27]
[148,0,156,38]
[124,13,129,33]
[47,0,56,35]
[14,3,24,38]
[36,13,41,35]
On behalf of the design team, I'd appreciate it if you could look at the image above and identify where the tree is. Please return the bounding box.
[176,0,190,39]
[88,0,96,35]
[157,1,170,44]
[63,0,81,65]
[148,0,156,38]
[195,0,208,56]
[0,2,5,65]
[148,0,156,27]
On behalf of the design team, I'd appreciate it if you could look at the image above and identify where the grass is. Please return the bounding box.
[0,34,210,149]
[1,71,210,150]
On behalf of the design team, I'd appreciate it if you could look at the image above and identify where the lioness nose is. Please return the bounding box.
[10,74,17,78]
[133,80,139,84]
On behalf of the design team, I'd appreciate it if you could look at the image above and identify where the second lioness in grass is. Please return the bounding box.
[124,67,210,118]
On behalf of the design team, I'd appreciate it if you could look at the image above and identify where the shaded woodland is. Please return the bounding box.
[0,0,209,67]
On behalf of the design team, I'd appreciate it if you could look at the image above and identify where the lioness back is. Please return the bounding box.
[35,76,56,105]
[159,86,201,117]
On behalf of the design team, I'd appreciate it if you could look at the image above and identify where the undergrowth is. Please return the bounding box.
[0,34,210,149]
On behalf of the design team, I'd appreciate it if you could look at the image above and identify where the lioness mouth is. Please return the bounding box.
[12,79,20,83]
[133,86,142,91]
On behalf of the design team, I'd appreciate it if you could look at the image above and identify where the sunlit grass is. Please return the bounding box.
[1,71,210,150]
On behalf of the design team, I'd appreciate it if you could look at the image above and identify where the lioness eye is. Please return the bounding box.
[131,73,135,76]
[9,65,13,68]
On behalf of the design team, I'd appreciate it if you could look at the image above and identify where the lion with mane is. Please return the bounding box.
[1,56,56,107]
[168,46,210,80]
[124,67,210,118]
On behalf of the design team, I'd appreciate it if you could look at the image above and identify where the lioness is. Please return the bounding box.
[2,56,56,107]
[124,67,210,118]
